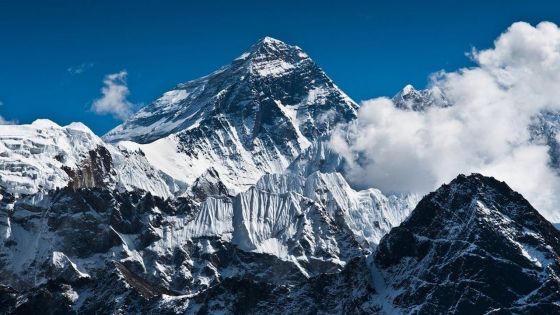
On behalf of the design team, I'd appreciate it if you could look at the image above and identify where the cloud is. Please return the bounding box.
[91,70,134,120]
[331,21,560,222]
[67,62,94,75]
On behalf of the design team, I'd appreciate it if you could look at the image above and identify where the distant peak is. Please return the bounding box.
[402,84,415,94]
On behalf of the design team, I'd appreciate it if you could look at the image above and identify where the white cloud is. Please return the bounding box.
[91,70,134,120]
[67,62,94,75]
[331,22,560,222]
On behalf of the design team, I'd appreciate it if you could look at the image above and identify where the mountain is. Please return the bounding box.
[0,173,404,313]
[4,174,557,314]
[375,174,560,314]
[104,37,358,192]
[392,84,448,111]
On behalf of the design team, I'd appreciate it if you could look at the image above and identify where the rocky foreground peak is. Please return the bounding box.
[375,173,560,314]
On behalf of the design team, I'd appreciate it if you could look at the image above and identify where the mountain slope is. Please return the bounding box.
[375,174,560,314]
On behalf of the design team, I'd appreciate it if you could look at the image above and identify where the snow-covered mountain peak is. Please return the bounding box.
[420,173,534,219]
[29,118,62,129]
[251,36,292,53]
[104,37,356,144]
[401,173,547,233]
[243,36,303,58]
[238,36,311,77]
[259,36,285,45]
[392,84,449,111]
[0,120,185,198]
[103,37,358,192]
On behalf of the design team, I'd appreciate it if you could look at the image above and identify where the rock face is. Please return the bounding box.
[375,174,560,314]
[62,145,114,190]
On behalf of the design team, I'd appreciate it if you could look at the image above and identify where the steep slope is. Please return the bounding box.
[105,37,358,192]
[375,174,560,314]
[256,171,419,247]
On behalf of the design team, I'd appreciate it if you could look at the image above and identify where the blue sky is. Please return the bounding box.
[0,0,559,135]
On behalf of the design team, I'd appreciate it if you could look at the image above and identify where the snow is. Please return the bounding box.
[261,36,284,45]
[186,197,234,239]
[274,100,312,149]
[402,84,415,95]
[52,251,91,279]
[254,238,289,258]
[232,188,303,255]
[251,59,295,77]
[518,244,552,268]
[257,171,418,246]
[0,119,103,195]
[121,137,197,184]
[30,118,61,129]
[0,119,186,198]
[158,89,190,104]
[62,286,80,303]
[235,52,250,60]
[305,87,329,105]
